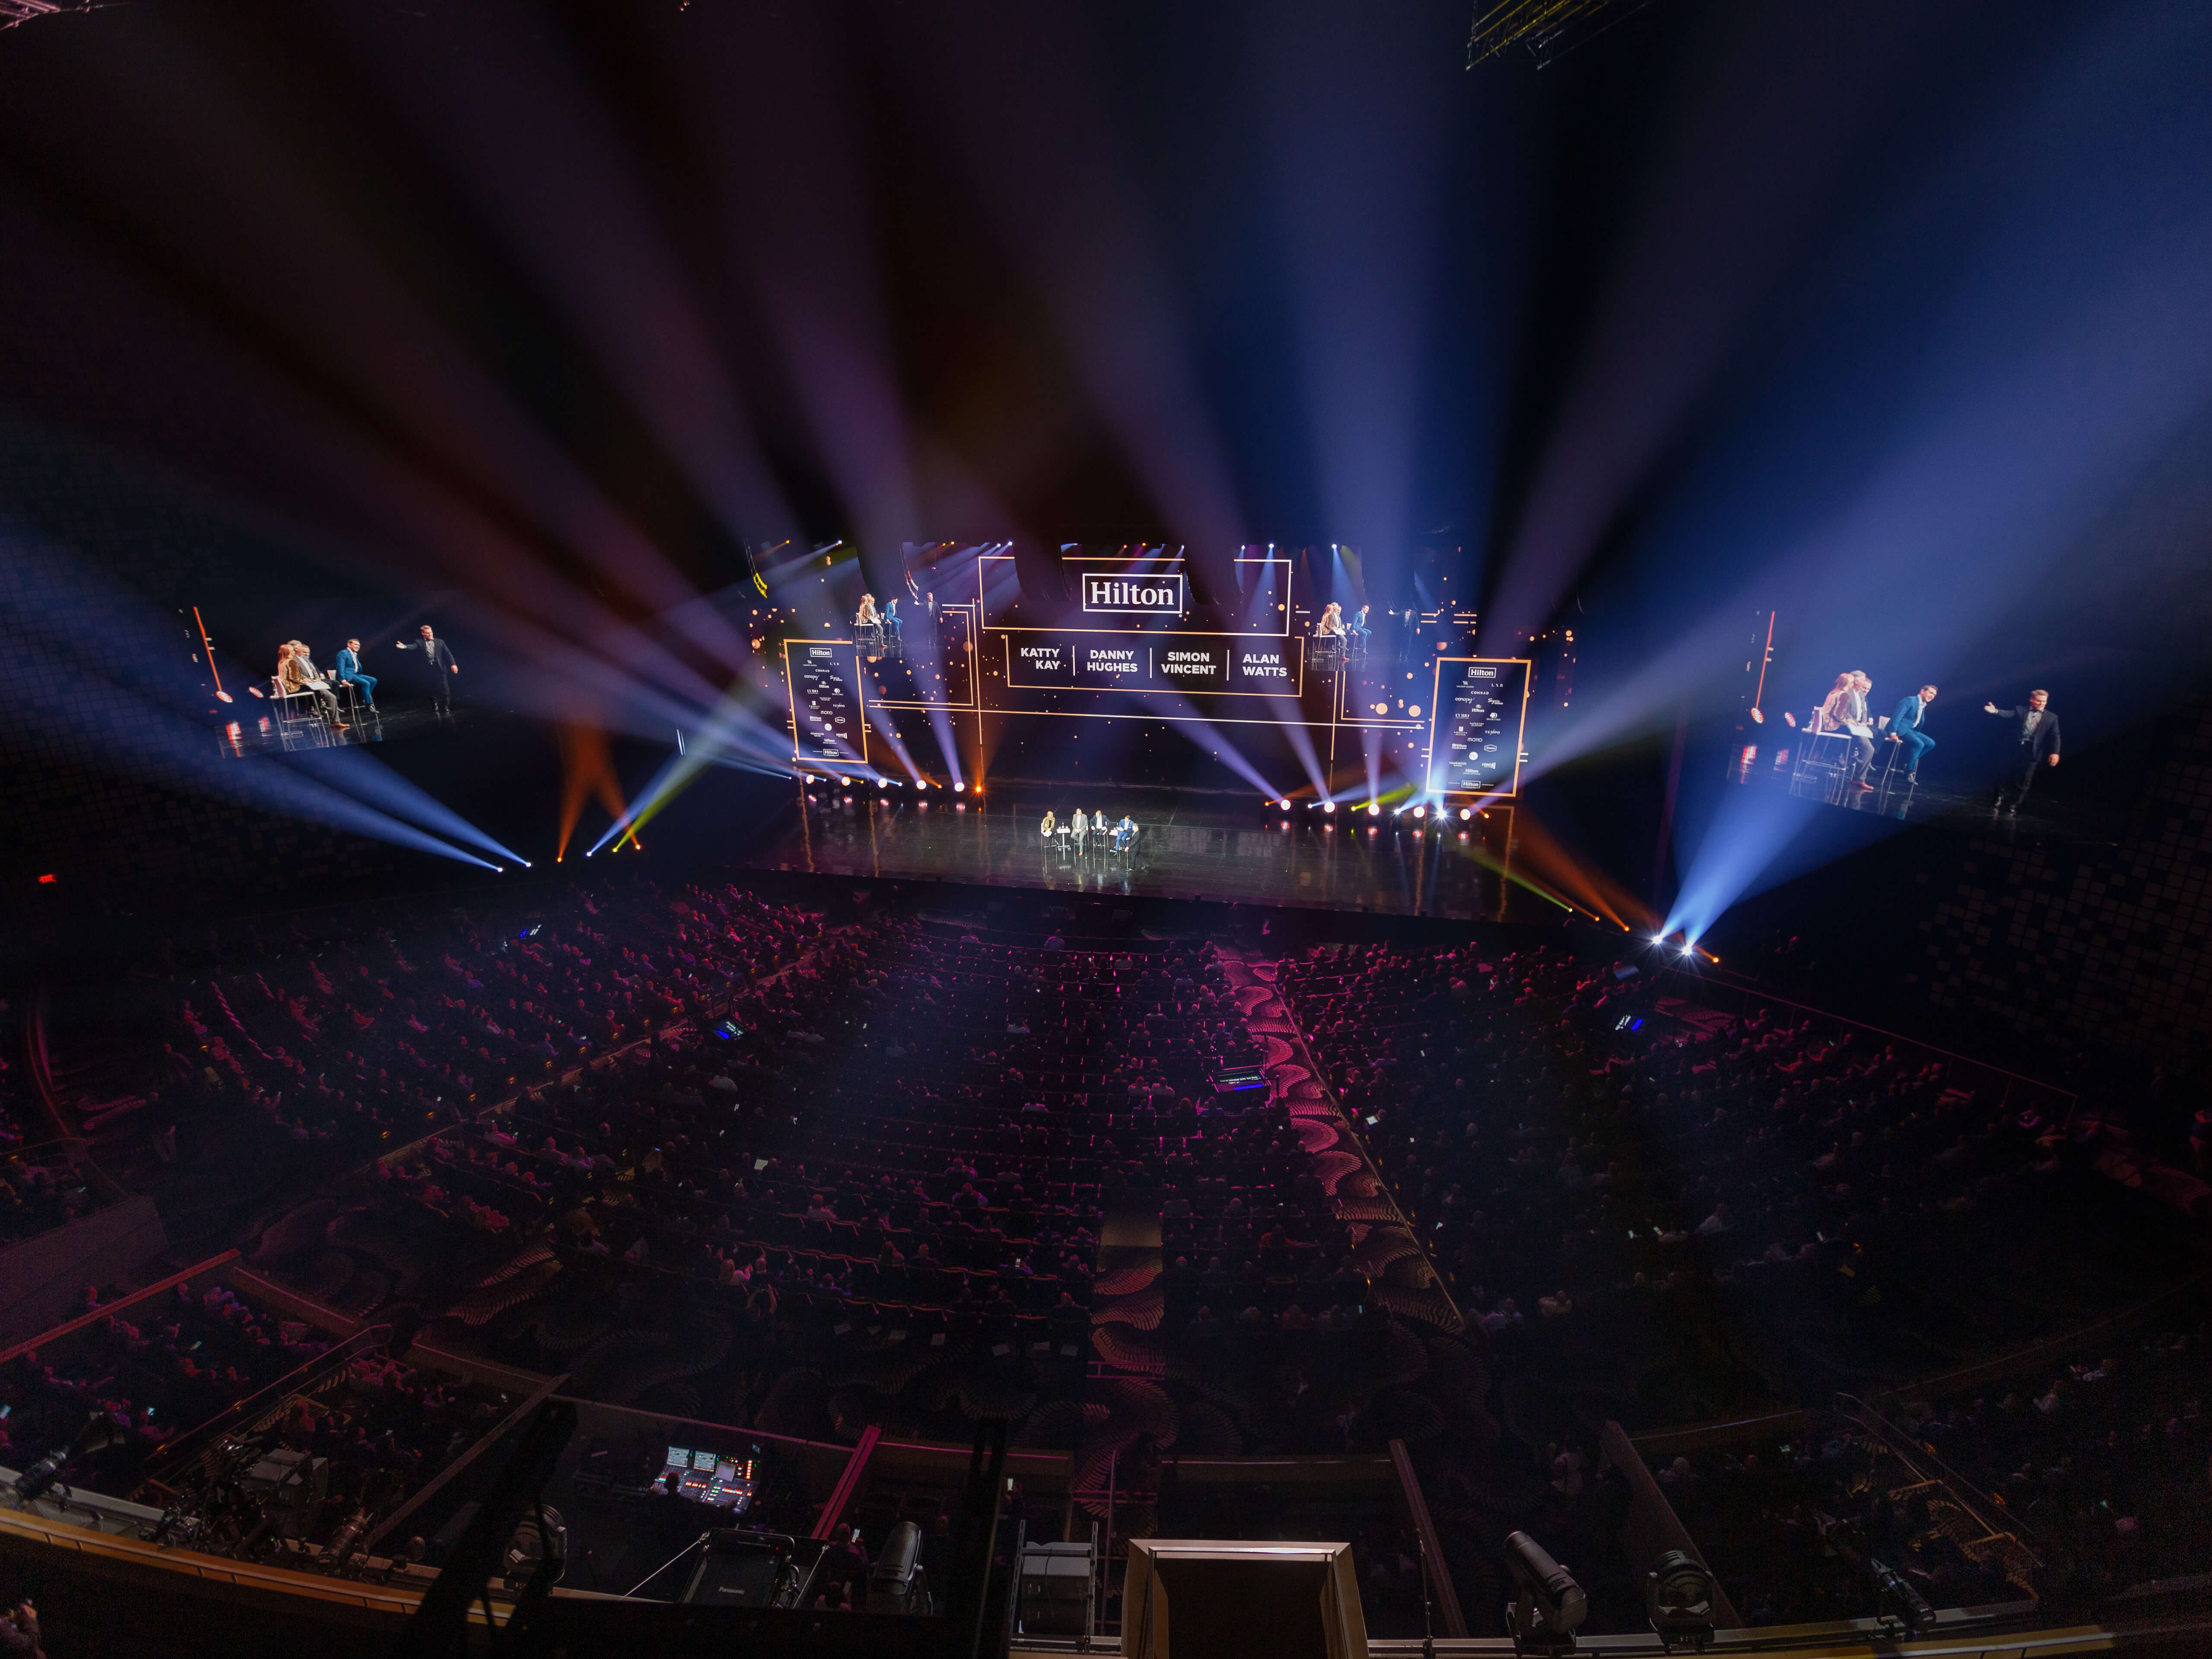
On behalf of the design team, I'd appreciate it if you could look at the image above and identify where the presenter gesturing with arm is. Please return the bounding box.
[1985,689,2059,814]
[395,623,459,714]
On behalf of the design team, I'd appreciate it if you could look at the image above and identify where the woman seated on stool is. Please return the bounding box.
[1312,603,1347,667]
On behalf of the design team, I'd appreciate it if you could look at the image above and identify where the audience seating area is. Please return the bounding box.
[0,1019,108,1248]
[1662,1306,2208,1627]
[1279,939,2191,1424]
[0,1281,325,1487]
[0,1268,521,1563]
[157,876,818,1168]
[6,877,2197,1636]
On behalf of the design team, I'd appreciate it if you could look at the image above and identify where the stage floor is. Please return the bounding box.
[744,788,1558,920]
[1739,745,2121,843]
[218,699,458,756]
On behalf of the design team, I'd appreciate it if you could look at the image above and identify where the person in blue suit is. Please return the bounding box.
[334,638,377,709]
[1889,684,1936,782]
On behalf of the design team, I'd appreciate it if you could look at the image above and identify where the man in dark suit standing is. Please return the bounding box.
[1985,688,2059,814]
[395,623,459,715]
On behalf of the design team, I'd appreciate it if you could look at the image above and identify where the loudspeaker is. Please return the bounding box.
[1016,1540,1093,1635]
[679,1529,796,1607]
[1121,1540,1367,1659]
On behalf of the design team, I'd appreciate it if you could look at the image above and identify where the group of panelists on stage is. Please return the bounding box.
[1801,671,2061,808]
[269,623,460,729]
[852,593,904,648]
[1036,807,1141,852]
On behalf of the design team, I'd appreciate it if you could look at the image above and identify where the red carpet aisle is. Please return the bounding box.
[1219,951,1466,1337]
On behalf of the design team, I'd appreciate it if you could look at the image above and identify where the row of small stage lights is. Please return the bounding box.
[798,774,980,803]
[1269,798,1489,822]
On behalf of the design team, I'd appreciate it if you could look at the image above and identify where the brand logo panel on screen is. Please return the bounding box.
[1081,572,1184,616]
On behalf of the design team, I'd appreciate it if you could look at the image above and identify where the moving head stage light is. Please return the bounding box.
[1645,1548,1718,1652]
[1505,1529,1588,1656]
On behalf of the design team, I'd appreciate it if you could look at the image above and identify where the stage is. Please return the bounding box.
[743,787,1565,920]
[217,699,459,757]
[1736,740,2123,844]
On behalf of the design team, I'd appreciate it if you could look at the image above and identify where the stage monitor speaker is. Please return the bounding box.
[1016,1539,1094,1635]
[1122,1539,1367,1659]
[679,1529,795,1608]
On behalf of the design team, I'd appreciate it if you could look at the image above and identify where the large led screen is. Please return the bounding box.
[772,548,1529,800]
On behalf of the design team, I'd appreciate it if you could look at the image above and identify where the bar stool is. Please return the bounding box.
[1789,711,1853,792]
[270,676,328,749]
[1877,720,1920,788]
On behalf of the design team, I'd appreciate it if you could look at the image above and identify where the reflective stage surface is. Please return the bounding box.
[744,788,1558,919]
[217,698,461,757]
[1736,735,2121,844]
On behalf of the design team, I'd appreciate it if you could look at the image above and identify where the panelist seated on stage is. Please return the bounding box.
[1815,670,1876,787]
[1888,684,1937,782]
[333,637,376,708]
[278,641,348,729]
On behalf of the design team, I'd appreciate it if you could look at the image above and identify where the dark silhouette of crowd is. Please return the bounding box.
[5,875,2194,1636]
[256,918,1374,1451]
[1658,1309,2208,1626]
[0,1271,528,1559]
[1278,938,2187,1423]
[0,1037,93,1247]
[153,877,818,1172]
[0,1281,325,1487]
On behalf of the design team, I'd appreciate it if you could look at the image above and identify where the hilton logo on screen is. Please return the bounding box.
[1081,572,1184,616]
